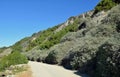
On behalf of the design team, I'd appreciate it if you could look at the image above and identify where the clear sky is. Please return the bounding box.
[0,0,100,47]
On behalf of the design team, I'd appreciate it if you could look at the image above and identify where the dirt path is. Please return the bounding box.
[28,61,88,77]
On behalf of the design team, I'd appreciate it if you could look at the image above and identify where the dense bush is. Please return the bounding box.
[87,24,116,37]
[103,4,120,32]
[61,5,120,76]
[95,0,117,13]
[95,39,120,77]
[25,46,49,62]
[44,41,76,64]
[61,30,84,42]
[0,51,28,71]
[61,36,108,75]
[103,4,120,22]
[45,50,58,64]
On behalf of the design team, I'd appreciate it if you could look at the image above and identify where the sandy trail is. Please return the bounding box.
[28,61,88,77]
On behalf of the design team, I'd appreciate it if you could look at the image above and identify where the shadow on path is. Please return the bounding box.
[74,71,90,77]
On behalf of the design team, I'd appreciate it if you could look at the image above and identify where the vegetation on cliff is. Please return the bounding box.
[26,4,120,77]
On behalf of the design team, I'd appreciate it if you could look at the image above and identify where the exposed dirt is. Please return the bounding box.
[15,67,32,77]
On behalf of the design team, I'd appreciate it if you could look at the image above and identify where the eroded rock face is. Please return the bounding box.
[55,16,75,33]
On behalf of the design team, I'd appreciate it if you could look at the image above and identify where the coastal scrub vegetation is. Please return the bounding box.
[94,0,119,13]
[0,51,28,71]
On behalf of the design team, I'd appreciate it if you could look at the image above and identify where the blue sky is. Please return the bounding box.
[0,0,100,47]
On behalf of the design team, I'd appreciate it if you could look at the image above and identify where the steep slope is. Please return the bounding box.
[26,4,120,77]
[0,0,120,77]
[11,11,95,53]
[11,0,120,53]
[11,16,79,52]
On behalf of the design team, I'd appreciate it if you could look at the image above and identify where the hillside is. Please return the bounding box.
[0,0,120,77]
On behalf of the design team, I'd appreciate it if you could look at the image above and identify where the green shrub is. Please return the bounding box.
[45,50,58,64]
[103,4,120,22]
[39,18,79,49]
[27,26,59,51]
[95,0,117,13]
[87,24,117,37]
[61,31,84,42]
[96,39,120,77]
[25,47,49,62]
[0,51,28,71]
[62,36,108,75]
[102,4,120,32]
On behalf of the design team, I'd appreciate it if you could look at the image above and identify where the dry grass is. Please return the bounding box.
[15,66,33,77]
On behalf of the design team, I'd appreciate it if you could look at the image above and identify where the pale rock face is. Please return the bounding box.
[92,11,108,24]
[55,17,75,32]
[32,37,36,41]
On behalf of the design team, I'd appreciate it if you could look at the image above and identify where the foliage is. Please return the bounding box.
[95,0,117,13]
[25,47,49,62]
[3,3,120,77]
[103,4,120,22]
[27,26,59,51]
[10,16,79,52]
[45,50,58,64]
[95,39,120,77]
[61,36,108,75]
[0,51,28,71]
[39,19,79,49]
[61,5,120,76]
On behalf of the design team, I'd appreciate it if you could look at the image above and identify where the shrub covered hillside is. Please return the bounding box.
[11,0,120,53]
[26,4,120,77]
[11,17,79,52]
[0,0,120,77]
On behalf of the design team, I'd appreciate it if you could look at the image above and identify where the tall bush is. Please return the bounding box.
[45,50,58,64]
[96,41,120,77]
